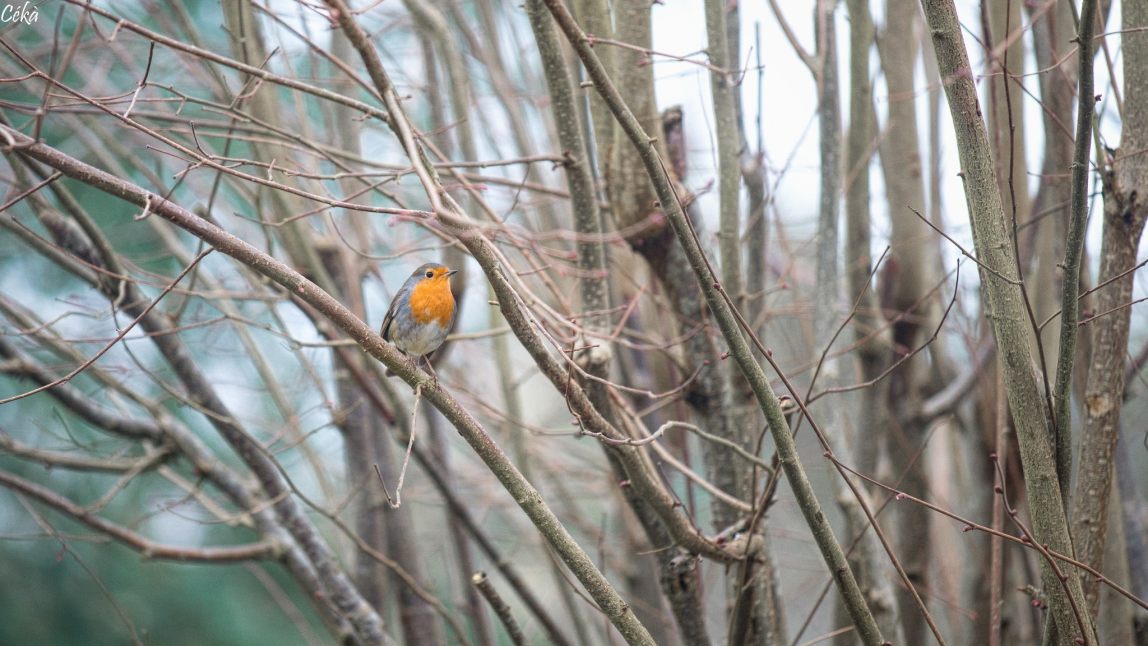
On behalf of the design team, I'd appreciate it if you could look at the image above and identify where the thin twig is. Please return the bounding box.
[389,384,424,508]
[908,205,1020,285]
[992,456,1091,644]
[827,458,1148,612]
[810,261,961,402]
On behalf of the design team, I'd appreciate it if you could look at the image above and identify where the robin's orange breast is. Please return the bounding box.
[407,279,455,327]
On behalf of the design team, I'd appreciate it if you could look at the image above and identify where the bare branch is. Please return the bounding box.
[0,470,280,562]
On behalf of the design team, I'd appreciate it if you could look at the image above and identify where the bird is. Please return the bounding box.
[380,262,459,382]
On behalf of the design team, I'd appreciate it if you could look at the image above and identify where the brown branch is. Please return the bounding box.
[908,205,1020,285]
[809,261,961,402]
[828,457,1148,613]
[0,470,280,562]
[991,456,1090,641]
[0,429,172,473]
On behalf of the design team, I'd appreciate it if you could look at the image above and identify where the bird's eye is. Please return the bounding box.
[425,270,434,279]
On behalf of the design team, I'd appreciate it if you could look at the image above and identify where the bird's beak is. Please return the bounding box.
[446,269,459,277]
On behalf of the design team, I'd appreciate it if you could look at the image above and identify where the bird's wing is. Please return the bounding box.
[380,283,408,341]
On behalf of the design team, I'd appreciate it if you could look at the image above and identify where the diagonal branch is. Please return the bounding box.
[0,470,280,562]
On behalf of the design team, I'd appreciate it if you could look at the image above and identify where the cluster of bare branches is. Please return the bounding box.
[0,0,1145,645]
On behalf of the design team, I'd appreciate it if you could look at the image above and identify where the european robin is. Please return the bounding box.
[380,263,458,379]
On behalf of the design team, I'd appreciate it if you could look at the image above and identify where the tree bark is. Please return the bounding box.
[919,1,1096,642]
[1069,0,1148,613]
